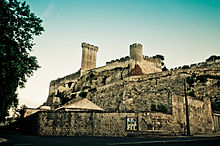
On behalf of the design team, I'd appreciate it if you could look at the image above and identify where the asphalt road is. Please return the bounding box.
[1,134,220,146]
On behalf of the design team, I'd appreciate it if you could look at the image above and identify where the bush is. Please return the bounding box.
[157,103,168,113]
[102,76,108,84]
[162,66,168,71]
[182,65,190,69]
[71,94,76,98]
[68,82,73,88]
[188,90,196,97]
[151,103,168,113]
[151,104,157,111]
[186,74,196,87]
[217,80,220,87]
[206,55,220,62]
[89,88,97,92]
[197,76,207,83]
[156,55,165,61]
[79,91,87,98]
[82,86,90,90]
[211,102,220,111]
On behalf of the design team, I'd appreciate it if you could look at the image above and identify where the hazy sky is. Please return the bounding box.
[18,0,220,108]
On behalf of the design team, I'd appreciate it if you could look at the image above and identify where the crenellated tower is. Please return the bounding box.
[81,42,98,72]
[130,43,143,62]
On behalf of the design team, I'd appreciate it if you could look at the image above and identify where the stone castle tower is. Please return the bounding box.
[130,43,143,62]
[81,42,98,72]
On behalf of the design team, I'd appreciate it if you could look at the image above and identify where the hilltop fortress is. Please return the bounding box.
[45,42,163,107]
[23,43,220,137]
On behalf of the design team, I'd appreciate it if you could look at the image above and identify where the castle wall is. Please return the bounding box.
[188,97,214,134]
[21,93,213,136]
[46,70,80,106]
[26,111,178,136]
[21,63,220,136]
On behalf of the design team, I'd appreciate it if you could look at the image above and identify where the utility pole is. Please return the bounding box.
[184,78,190,136]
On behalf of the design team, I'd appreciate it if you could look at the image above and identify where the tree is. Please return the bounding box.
[0,0,44,121]
[155,54,164,61]
[206,55,220,62]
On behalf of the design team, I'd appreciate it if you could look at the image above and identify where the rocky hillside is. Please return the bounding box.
[44,57,220,113]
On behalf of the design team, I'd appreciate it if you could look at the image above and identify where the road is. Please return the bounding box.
[1,134,220,146]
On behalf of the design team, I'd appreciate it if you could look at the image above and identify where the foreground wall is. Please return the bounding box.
[23,94,213,137]
[37,111,176,137]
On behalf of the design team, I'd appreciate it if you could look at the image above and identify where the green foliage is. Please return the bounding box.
[197,75,207,83]
[151,103,168,113]
[217,80,220,87]
[71,94,76,98]
[102,76,108,84]
[206,55,220,62]
[211,102,220,111]
[79,91,87,98]
[186,74,196,87]
[82,86,90,90]
[86,72,95,81]
[182,65,190,69]
[150,104,157,111]
[0,0,44,121]
[162,66,168,71]
[155,54,165,61]
[157,103,168,113]
[188,90,196,97]
[18,104,27,119]
[68,82,73,88]
[57,91,69,105]
[89,87,97,92]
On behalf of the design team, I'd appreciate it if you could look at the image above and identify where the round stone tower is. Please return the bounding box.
[130,43,143,62]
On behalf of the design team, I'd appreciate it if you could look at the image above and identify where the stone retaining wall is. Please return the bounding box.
[22,94,213,137]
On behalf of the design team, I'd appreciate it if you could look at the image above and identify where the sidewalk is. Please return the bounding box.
[193,131,220,138]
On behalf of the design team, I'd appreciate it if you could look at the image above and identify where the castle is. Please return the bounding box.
[22,43,220,137]
[45,42,163,108]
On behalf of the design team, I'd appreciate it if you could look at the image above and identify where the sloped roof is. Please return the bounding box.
[55,98,104,111]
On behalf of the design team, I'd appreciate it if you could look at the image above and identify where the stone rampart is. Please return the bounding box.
[22,92,213,136]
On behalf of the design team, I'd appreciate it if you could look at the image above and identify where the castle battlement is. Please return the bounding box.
[129,43,142,49]
[81,42,98,52]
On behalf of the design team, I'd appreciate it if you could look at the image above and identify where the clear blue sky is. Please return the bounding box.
[18,0,220,107]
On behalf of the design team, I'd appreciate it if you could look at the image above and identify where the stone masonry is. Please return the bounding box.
[33,42,220,137]
[81,42,98,72]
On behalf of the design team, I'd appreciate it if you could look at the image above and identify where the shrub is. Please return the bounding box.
[186,74,196,87]
[188,90,196,97]
[102,76,108,84]
[157,103,168,113]
[156,54,165,61]
[182,65,190,69]
[162,66,168,71]
[89,87,97,92]
[197,76,207,83]
[211,102,220,111]
[68,82,73,88]
[151,103,168,113]
[151,104,157,111]
[71,94,76,98]
[79,91,87,98]
[82,86,90,90]
[217,80,220,87]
